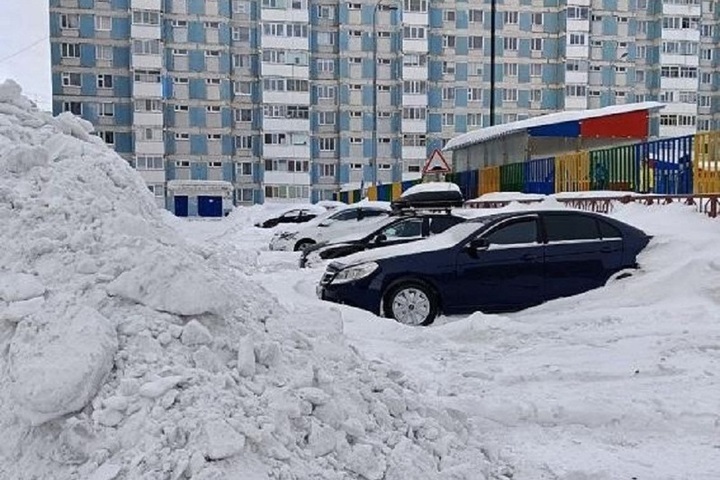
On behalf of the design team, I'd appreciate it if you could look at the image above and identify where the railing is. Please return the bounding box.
[465,194,720,218]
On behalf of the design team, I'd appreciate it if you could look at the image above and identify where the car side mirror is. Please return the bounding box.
[319,220,331,227]
[375,234,387,244]
[466,238,489,257]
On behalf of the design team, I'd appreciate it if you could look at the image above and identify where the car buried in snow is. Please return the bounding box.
[254,206,326,229]
[316,209,652,326]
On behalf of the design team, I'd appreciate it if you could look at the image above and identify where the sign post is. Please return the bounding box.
[421,148,452,182]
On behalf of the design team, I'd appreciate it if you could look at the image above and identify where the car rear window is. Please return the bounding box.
[598,219,622,239]
[543,214,600,242]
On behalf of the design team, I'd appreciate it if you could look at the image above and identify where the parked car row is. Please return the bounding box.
[253,183,652,327]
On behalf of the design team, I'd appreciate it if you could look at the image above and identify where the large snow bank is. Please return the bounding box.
[0,80,499,479]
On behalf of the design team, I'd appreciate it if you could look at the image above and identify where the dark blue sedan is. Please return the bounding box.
[317,210,651,326]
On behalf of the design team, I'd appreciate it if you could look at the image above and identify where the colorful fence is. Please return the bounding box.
[334,132,720,203]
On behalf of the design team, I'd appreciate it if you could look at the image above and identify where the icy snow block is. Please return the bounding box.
[203,419,246,460]
[0,272,46,302]
[7,305,118,425]
[181,319,213,346]
[106,256,235,317]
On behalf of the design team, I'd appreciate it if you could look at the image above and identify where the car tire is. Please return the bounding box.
[294,239,315,252]
[383,281,438,327]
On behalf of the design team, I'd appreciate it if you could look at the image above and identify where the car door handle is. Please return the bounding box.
[521,254,538,262]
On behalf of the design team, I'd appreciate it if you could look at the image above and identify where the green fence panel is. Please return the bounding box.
[499,162,525,192]
[589,145,637,191]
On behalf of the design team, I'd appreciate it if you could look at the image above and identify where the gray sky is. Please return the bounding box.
[0,0,51,110]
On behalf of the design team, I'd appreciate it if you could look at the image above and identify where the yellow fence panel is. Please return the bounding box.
[480,166,500,194]
[366,185,378,201]
[391,182,402,200]
[694,132,720,194]
[555,151,591,193]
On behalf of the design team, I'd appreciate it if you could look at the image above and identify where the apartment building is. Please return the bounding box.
[50,0,720,208]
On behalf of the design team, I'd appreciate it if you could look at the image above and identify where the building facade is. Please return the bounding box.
[50,0,720,208]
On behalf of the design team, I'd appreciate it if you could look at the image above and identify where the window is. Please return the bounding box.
[443,35,456,48]
[236,135,253,149]
[205,50,220,57]
[381,218,423,240]
[444,10,456,22]
[61,43,80,58]
[173,49,188,56]
[321,164,336,177]
[531,89,542,102]
[207,133,222,140]
[318,5,336,19]
[134,70,160,83]
[598,220,621,239]
[504,11,518,24]
[174,104,189,112]
[484,218,538,245]
[349,138,362,145]
[442,87,455,101]
[532,13,543,25]
[288,160,309,172]
[565,84,587,97]
[97,75,113,89]
[317,32,336,45]
[60,14,79,29]
[402,134,426,146]
[699,95,712,108]
[403,80,426,94]
[543,214,600,242]
[134,156,164,170]
[403,26,426,39]
[503,37,518,50]
[531,38,543,51]
[503,63,518,76]
[701,72,712,84]
[442,113,454,126]
[232,27,250,41]
[206,106,221,113]
[98,131,115,145]
[132,10,160,25]
[135,99,162,112]
[238,162,253,176]
[317,58,334,73]
[235,81,252,95]
[262,23,308,38]
[467,113,482,127]
[404,0,428,12]
[235,108,253,122]
[468,88,482,102]
[348,2,361,9]
[172,19,188,27]
[61,73,82,87]
[569,34,586,46]
[319,138,336,151]
[96,45,113,61]
[204,21,220,28]
[404,54,427,67]
[530,64,542,77]
[679,91,697,103]
[567,5,589,19]
[133,39,160,55]
[98,103,115,117]
[469,36,483,50]
[63,101,82,115]
[175,160,190,167]
[636,70,645,82]
[175,132,189,140]
[350,162,363,169]
[147,184,165,198]
[469,9,484,23]
[316,85,335,98]
[95,15,112,31]
[403,107,427,120]
[503,88,518,102]
[318,111,336,125]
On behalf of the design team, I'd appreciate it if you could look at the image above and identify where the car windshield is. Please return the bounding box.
[439,219,490,245]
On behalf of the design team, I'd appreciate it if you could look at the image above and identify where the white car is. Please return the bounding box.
[269,202,392,252]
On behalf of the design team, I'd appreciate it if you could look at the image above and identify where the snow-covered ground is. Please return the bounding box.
[2,81,719,479]
[183,201,720,480]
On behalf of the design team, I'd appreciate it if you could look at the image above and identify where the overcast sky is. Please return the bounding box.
[0,0,52,110]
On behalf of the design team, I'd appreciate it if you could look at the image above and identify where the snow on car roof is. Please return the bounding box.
[401,182,461,198]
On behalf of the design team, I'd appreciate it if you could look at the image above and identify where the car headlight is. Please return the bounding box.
[331,262,379,285]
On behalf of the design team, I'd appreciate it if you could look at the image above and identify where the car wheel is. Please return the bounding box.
[384,282,438,327]
[294,239,315,252]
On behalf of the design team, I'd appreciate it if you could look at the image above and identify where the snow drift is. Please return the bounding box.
[0,81,499,479]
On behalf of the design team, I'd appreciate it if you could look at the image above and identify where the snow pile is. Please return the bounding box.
[401,182,461,197]
[0,81,499,479]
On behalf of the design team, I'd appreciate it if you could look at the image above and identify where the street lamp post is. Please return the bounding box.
[372,0,399,188]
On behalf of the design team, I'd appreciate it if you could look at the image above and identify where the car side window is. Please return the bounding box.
[362,209,386,218]
[543,214,600,242]
[381,218,423,240]
[429,216,463,234]
[282,210,300,219]
[484,218,538,245]
[598,219,622,239]
[330,209,359,221]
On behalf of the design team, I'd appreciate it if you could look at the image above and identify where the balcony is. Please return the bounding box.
[131,24,161,39]
[131,54,163,70]
[133,81,162,98]
[131,0,161,9]
[134,111,163,126]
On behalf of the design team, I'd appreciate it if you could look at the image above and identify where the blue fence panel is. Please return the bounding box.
[524,157,555,194]
[635,135,693,194]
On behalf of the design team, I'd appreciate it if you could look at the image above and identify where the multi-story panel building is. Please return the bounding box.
[50,0,720,208]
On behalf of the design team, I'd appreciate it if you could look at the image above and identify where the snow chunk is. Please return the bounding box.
[203,419,246,460]
[181,319,213,346]
[0,296,45,323]
[236,335,256,377]
[0,272,45,302]
[106,255,235,317]
[138,376,183,399]
[7,305,117,425]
